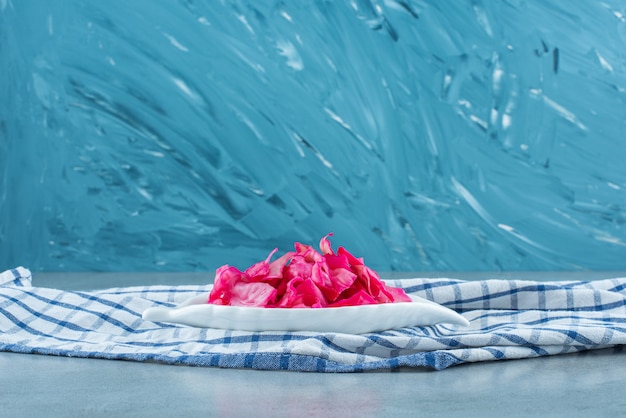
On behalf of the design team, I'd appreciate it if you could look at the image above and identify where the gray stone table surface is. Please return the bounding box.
[2,271,626,417]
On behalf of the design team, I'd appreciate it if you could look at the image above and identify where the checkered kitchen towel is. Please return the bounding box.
[1,267,625,372]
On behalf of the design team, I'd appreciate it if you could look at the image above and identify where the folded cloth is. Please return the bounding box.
[1,267,625,372]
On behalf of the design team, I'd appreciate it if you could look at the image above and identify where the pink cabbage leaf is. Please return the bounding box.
[208,234,411,308]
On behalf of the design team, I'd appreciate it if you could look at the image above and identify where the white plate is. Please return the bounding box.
[142,293,469,334]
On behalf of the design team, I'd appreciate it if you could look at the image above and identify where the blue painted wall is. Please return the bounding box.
[1,1,625,272]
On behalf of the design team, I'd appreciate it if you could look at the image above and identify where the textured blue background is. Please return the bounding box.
[1,1,625,272]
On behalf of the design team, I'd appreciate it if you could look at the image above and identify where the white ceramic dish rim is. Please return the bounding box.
[142,293,470,334]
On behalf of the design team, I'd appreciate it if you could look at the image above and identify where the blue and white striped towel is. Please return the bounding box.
[1,267,625,372]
